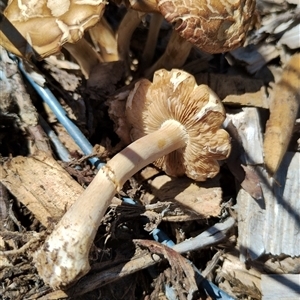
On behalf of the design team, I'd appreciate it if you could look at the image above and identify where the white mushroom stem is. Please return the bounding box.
[34,119,188,289]
[63,38,102,79]
[145,28,192,78]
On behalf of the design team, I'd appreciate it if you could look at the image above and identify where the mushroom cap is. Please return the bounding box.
[126,69,231,181]
[157,0,256,53]
[1,0,106,59]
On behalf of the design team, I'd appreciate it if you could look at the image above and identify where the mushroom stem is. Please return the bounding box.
[144,28,192,78]
[34,119,187,289]
[117,9,145,73]
[107,119,187,186]
[141,13,164,68]
[88,17,119,62]
[63,38,102,79]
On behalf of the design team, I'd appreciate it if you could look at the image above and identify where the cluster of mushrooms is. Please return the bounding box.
[1,0,256,290]
[1,0,255,77]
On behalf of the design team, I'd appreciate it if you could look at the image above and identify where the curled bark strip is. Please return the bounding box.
[136,239,198,299]
[263,53,300,175]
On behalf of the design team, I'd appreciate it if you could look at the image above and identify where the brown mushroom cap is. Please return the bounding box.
[1,0,106,59]
[157,0,256,53]
[126,69,231,181]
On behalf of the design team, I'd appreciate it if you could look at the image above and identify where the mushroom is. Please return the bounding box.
[114,0,160,72]
[34,68,231,289]
[145,0,256,76]
[63,38,102,79]
[114,0,256,76]
[0,0,106,77]
[157,0,256,54]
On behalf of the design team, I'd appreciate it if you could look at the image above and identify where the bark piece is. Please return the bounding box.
[149,174,223,218]
[238,152,300,260]
[0,151,83,227]
[222,86,269,109]
[218,253,262,299]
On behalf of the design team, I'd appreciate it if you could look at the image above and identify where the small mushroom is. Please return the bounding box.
[34,69,231,289]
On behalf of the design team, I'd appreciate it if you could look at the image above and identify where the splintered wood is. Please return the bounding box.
[0,151,83,227]
[218,253,262,299]
[227,106,300,259]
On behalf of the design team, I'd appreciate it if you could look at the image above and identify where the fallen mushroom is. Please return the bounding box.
[0,0,105,78]
[34,68,231,289]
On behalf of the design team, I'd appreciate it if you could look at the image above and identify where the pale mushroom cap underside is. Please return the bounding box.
[126,69,231,181]
[1,0,106,58]
[157,0,256,53]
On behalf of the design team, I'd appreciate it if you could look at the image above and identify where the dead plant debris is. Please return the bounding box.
[0,0,299,299]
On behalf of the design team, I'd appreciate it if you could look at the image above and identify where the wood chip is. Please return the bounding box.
[194,73,265,100]
[226,107,265,165]
[238,152,300,260]
[218,253,262,299]
[0,151,83,226]
[149,175,223,218]
[222,86,269,108]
